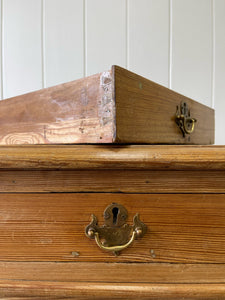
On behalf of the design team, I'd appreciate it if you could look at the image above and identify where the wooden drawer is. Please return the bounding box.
[1,193,225,263]
[0,66,214,145]
[0,145,225,299]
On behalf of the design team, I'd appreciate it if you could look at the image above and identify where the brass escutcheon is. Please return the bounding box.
[85,203,147,256]
[175,101,197,137]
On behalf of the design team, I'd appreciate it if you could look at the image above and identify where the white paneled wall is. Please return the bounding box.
[44,0,84,87]
[86,0,126,76]
[0,0,224,144]
[3,0,43,98]
[172,0,212,107]
[214,0,225,145]
[129,0,169,86]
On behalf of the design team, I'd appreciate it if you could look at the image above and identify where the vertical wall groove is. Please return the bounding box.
[41,0,46,88]
[168,0,172,89]
[126,0,129,70]
[83,0,87,77]
[1,0,4,99]
[0,0,2,99]
[211,0,215,109]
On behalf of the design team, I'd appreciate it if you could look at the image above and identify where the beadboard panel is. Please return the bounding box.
[85,0,126,76]
[128,0,169,87]
[2,0,42,99]
[0,1,2,100]
[0,0,224,144]
[214,0,225,145]
[171,0,212,106]
[44,0,84,87]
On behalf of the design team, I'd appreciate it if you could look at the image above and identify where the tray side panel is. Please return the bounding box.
[0,71,115,144]
[114,65,214,144]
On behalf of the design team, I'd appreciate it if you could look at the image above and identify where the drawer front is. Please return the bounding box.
[0,193,225,263]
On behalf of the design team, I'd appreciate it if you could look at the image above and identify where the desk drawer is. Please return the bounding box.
[0,193,225,263]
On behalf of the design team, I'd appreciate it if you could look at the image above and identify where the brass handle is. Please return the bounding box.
[85,203,147,256]
[176,102,197,137]
[183,117,196,134]
[94,230,136,253]
[176,115,196,134]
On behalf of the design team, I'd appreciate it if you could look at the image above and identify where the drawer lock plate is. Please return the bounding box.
[175,101,197,137]
[85,203,147,256]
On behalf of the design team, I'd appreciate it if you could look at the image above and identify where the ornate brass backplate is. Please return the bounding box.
[85,203,147,256]
[175,101,197,137]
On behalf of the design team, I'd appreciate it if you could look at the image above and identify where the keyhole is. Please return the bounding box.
[112,207,119,225]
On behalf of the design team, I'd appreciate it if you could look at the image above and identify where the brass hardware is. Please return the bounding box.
[175,101,197,137]
[85,203,147,256]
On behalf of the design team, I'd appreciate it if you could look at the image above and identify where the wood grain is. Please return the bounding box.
[0,145,224,170]
[1,262,225,299]
[0,169,224,193]
[0,65,214,145]
[0,281,225,299]
[114,65,214,144]
[0,70,115,144]
[1,193,225,263]
[1,262,225,283]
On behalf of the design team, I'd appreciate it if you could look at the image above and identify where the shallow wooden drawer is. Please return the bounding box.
[1,193,225,263]
[0,66,214,145]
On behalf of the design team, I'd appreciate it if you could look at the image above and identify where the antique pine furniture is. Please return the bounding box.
[0,145,225,299]
[0,66,214,145]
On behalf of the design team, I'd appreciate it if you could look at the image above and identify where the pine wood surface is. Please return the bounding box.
[0,193,225,263]
[0,145,224,170]
[0,66,214,145]
[1,262,225,283]
[0,145,224,298]
[0,70,115,144]
[1,262,225,299]
[0,169,224,193]
[114,66,214,144]
[1,281,225,299]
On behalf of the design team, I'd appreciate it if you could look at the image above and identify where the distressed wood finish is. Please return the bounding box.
[0,169,225,193]
[0,70,115,144]
[0,66,214,145]
[1,281,225,299]
[2,262,225,283]
[1,263,225,299]
[0,145,224,299]
[0,145,224,170]
[114,66,214,144]
[0,193,225,263]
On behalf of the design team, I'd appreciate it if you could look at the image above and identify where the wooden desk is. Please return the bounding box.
[0,145,225,299]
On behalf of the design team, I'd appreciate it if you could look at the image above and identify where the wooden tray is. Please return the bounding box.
[0,66,214,144]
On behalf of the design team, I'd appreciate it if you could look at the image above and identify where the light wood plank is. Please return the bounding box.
[0,170,224,194]
[0,193,225,263]
[171,0,212,106]
[129,0,169,86]
[214,0,225,145]
[45,0,84,87]
[2,0,42,98]
[1,281,225,299]
[1,262,225,283]
[114,66,214,144]
[0,145,224,170]
[0,71,115,144]
[86,0,126,75]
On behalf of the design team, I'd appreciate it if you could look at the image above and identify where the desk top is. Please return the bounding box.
[0,145,224,170]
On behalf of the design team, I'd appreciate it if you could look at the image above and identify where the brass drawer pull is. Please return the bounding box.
[85,203,147,256]
[94,229,136,253]
[176,101,197,137]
